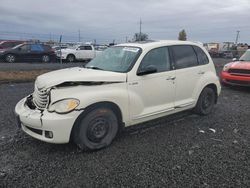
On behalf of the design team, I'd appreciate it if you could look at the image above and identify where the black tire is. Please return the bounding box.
[67,54,75,63]
[5,54,16,63]
[41,55,50,63]
[194,87,216,115]
[73,107,119,151]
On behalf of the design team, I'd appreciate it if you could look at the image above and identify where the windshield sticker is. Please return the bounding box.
[123,47,139,53]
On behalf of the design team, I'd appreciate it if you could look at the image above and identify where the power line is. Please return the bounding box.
[0,30,115,41]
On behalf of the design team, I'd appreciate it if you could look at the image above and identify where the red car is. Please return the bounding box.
[220,49,250,86]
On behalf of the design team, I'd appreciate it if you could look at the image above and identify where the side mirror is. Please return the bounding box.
[232,58,238,62]
[137,65,157,76]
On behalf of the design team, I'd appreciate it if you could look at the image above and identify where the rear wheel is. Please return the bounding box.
[73,107,119,151]
[5,54,16,63]
[67,54,75,63]
[194,87,216,115]
[41,55,50,63]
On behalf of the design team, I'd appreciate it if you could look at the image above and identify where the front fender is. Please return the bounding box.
[49,83,130,125]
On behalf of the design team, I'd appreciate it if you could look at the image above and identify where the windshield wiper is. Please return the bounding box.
[85,66,103,70]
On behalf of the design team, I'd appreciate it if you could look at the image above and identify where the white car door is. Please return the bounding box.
[82,45,94,59]
[75,46,85,59]
[171,45,208,108]
[128,47,176,124]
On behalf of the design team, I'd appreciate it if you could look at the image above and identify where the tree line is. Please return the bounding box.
[133,29,187,42]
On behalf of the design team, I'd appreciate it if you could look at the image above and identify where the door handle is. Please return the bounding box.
[198,71,205,75]
[166,76,176,80]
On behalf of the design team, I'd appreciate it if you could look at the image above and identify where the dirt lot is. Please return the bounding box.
[0,61,87,83]
[0,62,86,71]
[0,59,250,187]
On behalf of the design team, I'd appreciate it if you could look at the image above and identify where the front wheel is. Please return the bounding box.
[194,87,216,115]
[5,54,16,63]
[73,107,119,151]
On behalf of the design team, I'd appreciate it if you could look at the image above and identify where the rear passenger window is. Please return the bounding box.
[79,46,92,50]
[193,46,209,65]
[171,45,198,69]
[139,47,170,73]
[30,44,44,52]
[84,46,92,50]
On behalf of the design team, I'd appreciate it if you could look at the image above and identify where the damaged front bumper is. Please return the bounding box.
[15,97,82,144]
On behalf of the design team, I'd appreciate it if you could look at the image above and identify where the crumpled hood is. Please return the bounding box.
[228,61,250,70]
[35,67,127,89]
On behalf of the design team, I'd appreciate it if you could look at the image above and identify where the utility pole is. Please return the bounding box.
[235,30,240,45]
[126,36,128,43]
[49,32,52,41]
[78,29,81,42]
[59,35,62,66]
[139,18,142,41]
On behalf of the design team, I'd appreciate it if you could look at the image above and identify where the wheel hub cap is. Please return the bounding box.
[87,118,109,142]
[203,93,212,109]
[7,55,14,62]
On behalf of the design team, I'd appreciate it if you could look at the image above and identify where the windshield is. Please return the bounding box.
[85,46,141,72]
[239,50,250,61]
[13,44,23,49]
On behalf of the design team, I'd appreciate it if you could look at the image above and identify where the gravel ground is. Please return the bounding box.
[0,59,250,187]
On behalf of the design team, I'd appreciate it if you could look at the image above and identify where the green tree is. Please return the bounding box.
[133,32,149,42]
[178,29,187,41]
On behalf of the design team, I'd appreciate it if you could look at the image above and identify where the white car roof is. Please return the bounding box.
[117,40,202,50]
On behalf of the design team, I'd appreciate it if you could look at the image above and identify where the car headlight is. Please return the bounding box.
[223,64,231,72]
[48,98,80,114]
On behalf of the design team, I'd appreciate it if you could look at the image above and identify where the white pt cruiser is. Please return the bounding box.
[15,40,221,150]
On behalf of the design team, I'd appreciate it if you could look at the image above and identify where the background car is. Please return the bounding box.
[221,49,250,86]
[0,43,56,63]
[57,44,102,62]
[222,51,234,59]
[52,45,68,51]
[0,40,25,50]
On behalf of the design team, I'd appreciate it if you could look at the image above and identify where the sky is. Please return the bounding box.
[0,0,250,44]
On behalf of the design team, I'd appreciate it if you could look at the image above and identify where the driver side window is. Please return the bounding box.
[138,47,170,73]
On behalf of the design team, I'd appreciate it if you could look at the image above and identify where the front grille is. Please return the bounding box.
[226,79,250,86]
[25,125,43,135]
[228,69,250,76]
[32,85,48,110]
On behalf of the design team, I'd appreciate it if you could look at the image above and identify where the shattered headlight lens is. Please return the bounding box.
[48,98,80,114]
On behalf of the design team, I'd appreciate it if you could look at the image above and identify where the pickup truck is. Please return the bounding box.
[56,44,102,62]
